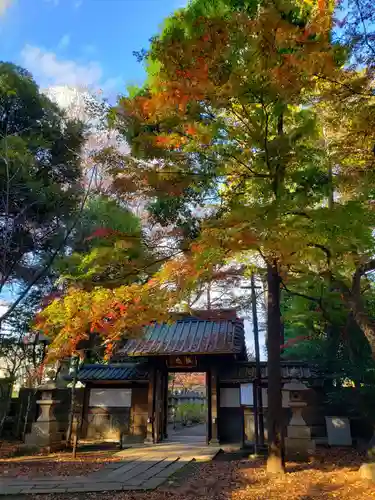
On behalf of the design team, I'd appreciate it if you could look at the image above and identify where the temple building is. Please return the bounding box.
[74,309,320,446]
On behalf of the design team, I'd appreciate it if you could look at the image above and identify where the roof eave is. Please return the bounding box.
[125,350,242,357]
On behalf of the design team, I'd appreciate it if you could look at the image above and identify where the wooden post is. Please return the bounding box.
[206,371,211,445]
[251,273,265,447]
[253,380,259,453]
[241,404,245,449]
[67,356,79,450]
[163,371,169,439]
[144,366,155,444]
[209,367,219,445]
[153,370,159,443]
[153,369,163,443]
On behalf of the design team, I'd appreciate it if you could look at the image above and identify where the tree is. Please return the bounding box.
[337,0,375,71]
[0,63,85,324]
[107,0,344,472]
[281,275,375,382]
[172,372,206,391]
[37,0,375,473]
[56,195,149,290]
[281,273,375,441]
[0,287,48,437]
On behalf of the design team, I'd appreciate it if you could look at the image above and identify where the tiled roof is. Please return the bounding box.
[75,363,148,382]
[119,317,245,357]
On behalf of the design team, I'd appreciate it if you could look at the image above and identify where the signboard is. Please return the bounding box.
[325,416,352,446]
[167,355,197,368]
[240,383,254,406]
[240,385,289,407]
[219,363,315,383]
[89,388,132,408]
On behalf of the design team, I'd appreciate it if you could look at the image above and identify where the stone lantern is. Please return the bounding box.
[283,378,315,461]
[25,370,63,452]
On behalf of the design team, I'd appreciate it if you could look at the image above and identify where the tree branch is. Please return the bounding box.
[307,243,332,267]
[280,279,323,305]
[353,0,375,59]
[0,165,97,326]
[223,151,271,178]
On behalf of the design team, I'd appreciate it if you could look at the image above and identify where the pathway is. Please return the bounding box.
[166,422,207,443]
[0,442,220,496]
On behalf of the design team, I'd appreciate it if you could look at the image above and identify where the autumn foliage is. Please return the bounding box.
[37,0,375,371]
[32,0,375,475]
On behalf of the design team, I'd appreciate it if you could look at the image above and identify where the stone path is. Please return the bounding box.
[0,442,220,496]
[167,423,207,443]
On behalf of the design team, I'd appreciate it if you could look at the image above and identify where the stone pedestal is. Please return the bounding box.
[25,382,63,452]
[285,401,315,461]
[284,379,315,462]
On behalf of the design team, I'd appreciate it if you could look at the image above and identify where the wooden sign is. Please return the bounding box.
[167,355,197,368]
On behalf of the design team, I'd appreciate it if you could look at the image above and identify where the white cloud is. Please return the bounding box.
[21,44,123,99]
[0,0,13,16]
[74,0,83,8]
[102,76,122,93]
[0,299,9,310]
[45,85,89,118]
[21,44,103,88]
[57,33,71,50]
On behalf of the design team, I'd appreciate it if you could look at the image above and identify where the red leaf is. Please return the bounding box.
[85,228,117,241]
[280,335,309,349]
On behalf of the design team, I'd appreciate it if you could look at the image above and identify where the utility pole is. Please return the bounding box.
[251,273,264,447]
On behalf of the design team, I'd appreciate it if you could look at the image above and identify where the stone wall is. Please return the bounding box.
[81,383,149,444]
[85,407,131,441]
[6,384,147,445]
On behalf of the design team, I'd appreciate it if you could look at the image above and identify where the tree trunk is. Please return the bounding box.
[266,261,285,474]
[346,295,375,358]
[333,271,375,359]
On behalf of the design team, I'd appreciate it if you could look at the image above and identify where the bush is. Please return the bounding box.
[175,402,207,424]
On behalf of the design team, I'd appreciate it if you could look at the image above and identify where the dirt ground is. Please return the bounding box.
[0,441,122,478]
[2,446,375,499]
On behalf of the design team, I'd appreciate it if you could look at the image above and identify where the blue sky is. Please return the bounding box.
[0,0,186,96]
